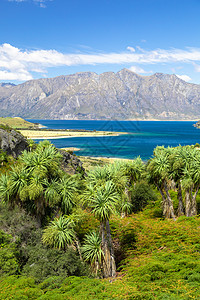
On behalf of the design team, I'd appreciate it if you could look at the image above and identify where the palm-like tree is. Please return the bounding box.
[169,146,185,216]
[172,146,200,217]
[87,180,120,278]
[82,231,104,276]
[119,158,145,213]
[87,162,132,217]
[0,174,10,204]
[147,146,176,220]
[58,175,79,214]
[44,179,61,207]
[184,148,200,216]
[42,215,76,250]
[9,166,30,202]
[20,144,62,178]
[28,173,47,224]
[87,163,127,193]
[117,194,133,217]
[122,157,145,185]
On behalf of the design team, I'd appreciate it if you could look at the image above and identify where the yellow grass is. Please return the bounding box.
[19,129,127,139]
[0,117,40,129]
[78,155,133,171]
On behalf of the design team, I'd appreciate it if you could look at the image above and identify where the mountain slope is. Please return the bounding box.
[1,69,200,120]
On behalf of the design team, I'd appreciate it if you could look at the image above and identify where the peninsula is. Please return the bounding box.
[18,129,127,139]
[0,116,127,139]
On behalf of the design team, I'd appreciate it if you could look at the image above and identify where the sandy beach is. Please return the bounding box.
[19,129,128,139]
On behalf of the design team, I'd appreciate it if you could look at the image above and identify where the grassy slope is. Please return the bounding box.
[79,156,133,171]
[0,117,39,129]
[0,210,199,299]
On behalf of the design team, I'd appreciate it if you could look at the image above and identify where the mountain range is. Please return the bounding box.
[1,69,200,120]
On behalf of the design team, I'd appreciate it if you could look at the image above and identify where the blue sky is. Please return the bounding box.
[1,0,200,83]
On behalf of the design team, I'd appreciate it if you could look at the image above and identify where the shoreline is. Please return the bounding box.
[61,147,81,152]
[127,119,199,122]
[29,134,121,139]
[29,118,199,122]
[20,129,128,139]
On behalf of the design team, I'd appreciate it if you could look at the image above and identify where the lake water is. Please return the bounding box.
[27,120,200,160]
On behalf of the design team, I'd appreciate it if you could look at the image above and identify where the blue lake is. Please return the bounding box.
[27,120,200,160]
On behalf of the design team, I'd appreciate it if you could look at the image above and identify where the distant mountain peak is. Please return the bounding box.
[0,69,199,120]
[0,82,16,88]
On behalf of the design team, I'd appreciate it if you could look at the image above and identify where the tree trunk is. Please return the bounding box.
[185,188,191,217]
[36,213,42,227]
[121,212,126,218]
[163,181,176,221]
[100,221,116,278]
[106,220,116,278]
[155,183,168,218]
[125,187,131,202]
[190,185,199,216]
[94,260,100,277]
[177,183,184,216]
[100,222,108,278]
[75,239,83,261]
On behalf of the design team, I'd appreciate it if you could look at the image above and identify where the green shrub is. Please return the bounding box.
[0,230,19,276]
[131,182,158,213]
[22,246,89,282]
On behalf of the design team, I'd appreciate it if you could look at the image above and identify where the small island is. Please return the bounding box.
[193,120,200,128]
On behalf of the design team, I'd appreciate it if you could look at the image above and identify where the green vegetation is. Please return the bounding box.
[0,117,39,129]
[0,140,200,299]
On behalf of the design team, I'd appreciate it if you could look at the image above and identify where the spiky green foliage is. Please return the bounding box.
[0,150,8,166]
[87,162,127,193]
[120,156,145,184]
[42,215,76,250]
[27,139,36,152]
[9,166,29,202]
[58,175,79,214]
[44,179,61,206]
[0,142,70,223]
[19,142,62,177]
[82,231,104,267]
[0,174,10,204]
[116,195,133,216]
[87,181,120,222]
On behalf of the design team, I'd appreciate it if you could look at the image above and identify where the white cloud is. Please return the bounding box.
[2,43,200,81]
[127,46,135,52]
[194,63,200,72]
[136,46,145,53]
[129,66,150,74]
[8,0,53,7]
[0,70,32,81]
[176,74,192,82]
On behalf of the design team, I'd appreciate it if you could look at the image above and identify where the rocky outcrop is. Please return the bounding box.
[0,127,29,158]
[1,69,200,120]
[59,149,86,176]
[193,121,200,128]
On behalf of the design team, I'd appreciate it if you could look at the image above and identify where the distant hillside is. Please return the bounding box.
[1,69,200,120]
[0,117,39,129]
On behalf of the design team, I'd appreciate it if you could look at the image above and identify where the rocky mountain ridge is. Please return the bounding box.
[0,69,200,120]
